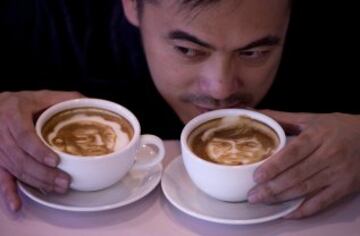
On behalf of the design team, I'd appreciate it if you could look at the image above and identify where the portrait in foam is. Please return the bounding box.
[188,116,280,165]
[42,107,133,157]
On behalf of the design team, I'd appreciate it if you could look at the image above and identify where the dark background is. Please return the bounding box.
[259,1,358,114]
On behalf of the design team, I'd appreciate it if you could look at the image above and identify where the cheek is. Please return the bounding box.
[239,54,282,100]
[242,69,275,90]
[143,38,197,93]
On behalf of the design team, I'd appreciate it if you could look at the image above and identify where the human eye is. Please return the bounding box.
[240,50,270,58]
[238,49,271,64]
[174,46,207,59]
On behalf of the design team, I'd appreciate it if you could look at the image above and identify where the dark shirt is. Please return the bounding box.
[0,1,358,139]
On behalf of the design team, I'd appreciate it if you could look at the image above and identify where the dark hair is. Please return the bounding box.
[136,0,220,13]
[137,0,293,12]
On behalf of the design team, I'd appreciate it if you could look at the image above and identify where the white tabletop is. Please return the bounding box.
[1,141,360,236]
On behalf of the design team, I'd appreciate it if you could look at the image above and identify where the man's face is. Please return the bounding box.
[123,0,290,123]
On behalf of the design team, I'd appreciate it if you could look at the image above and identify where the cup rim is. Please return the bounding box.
[35,98,140,160]
[181,108,286,169]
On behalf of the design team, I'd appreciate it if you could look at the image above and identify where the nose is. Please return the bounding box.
[94,134,104,145]
[199,56,241,100]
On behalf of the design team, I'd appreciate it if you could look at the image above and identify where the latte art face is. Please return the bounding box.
[188,116,279,165]
[42,108,134,156]
[205,137,273,165]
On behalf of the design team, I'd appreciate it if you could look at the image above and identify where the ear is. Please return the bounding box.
[122,0,140,27]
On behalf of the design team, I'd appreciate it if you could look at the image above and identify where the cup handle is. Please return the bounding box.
[132,134,165,170]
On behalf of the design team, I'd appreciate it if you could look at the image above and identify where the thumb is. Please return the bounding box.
[35,90,85,109]
[259,109,311,135]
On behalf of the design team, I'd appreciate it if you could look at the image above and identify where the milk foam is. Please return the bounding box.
[201,116,242,142]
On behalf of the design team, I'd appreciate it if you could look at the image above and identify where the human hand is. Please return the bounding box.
[247,110,360,219]
[0,90,83,211]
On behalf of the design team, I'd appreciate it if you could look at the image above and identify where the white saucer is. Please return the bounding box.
[161,157,304,225]
[18,163,162,212]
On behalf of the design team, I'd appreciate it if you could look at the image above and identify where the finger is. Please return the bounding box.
[260,110,314,136]
[6,91,84,167]
[0,147,69,194]
[254,130,322,183]
[18,158,70,194]
[284,186,344,219]
[0,167,21,212]
[258,167,330,204]
[0,130,70,193]
[260,109,313,127]
[249,146,328,202]
[6,110,59,167]
[33,90,84,109]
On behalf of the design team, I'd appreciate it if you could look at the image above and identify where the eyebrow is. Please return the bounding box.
[167,30,281,51]
[168,30,214,49]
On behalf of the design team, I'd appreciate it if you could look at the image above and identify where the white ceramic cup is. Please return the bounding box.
[181,109,286,202]
[36,98,165,191]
